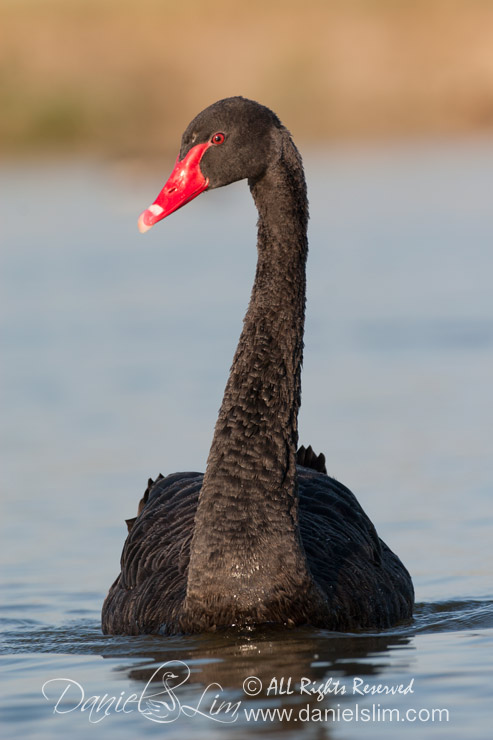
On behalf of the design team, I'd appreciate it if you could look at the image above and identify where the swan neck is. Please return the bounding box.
[205,138,308,501]
[183,134,311,615]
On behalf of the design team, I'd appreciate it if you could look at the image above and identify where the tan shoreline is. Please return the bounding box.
[2,0,493,156]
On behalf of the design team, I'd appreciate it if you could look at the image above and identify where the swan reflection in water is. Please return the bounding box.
[112,627,414,727]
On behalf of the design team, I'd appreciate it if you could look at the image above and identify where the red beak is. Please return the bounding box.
[138,141,212,233]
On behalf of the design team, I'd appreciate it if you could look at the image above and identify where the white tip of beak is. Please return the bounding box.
[138,212,152,234]
[138,204,164,234]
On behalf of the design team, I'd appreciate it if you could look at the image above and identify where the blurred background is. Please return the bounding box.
[2,0,493,575]
[1,0,493,587]
[2,0,493,159]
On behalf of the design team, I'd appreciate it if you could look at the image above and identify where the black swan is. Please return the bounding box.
[102,97,414,635]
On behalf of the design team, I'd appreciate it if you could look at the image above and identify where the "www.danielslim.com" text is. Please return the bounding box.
[243,703,449,724]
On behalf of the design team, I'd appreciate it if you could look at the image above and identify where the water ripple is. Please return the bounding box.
[1,599,492,658]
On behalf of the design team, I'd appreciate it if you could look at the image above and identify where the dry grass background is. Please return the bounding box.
[2,0,493,158]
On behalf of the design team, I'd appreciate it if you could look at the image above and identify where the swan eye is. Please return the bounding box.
[211,132,225,145]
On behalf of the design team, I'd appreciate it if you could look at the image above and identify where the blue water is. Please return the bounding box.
[1,141,493,739]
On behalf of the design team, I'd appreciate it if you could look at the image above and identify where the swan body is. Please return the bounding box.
[102,97,414,635]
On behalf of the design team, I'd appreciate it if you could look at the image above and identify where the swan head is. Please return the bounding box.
[138,97,281,233]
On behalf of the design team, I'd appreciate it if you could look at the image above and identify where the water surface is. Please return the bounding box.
[1,141,493,738]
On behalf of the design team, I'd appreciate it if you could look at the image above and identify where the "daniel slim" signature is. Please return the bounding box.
[42,660,241,724]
